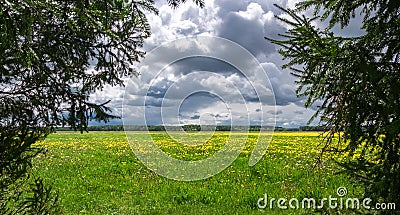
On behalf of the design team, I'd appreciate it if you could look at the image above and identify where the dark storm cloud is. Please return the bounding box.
[261,62,303,106]
[216,2,286,57]
[166,56,240,76]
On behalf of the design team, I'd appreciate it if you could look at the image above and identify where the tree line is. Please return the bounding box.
[56,125,325,132]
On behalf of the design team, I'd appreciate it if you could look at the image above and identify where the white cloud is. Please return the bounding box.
[144,0,221,48]
[236,2,265,20]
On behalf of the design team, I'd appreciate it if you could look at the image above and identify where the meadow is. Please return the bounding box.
[32,131,363,214]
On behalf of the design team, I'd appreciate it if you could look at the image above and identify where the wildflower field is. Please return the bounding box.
[33,132,362,214]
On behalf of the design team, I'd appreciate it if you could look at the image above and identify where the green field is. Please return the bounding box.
[32,132,363,214]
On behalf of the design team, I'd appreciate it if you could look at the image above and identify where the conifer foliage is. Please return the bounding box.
[267,1,399,211]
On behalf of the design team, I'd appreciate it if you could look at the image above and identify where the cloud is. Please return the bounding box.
[90,0,364,127]
[123,67,274,125]
[294,110,304,115]
[216,2,286,57]
[144,0,221,48]
[267,110,283,115]
[261,62,303,106]
[274,103,317,127]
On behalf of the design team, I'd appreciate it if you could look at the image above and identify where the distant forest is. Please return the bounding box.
[55,125,325,132]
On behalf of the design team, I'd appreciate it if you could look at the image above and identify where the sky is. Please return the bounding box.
[90,0,365,128]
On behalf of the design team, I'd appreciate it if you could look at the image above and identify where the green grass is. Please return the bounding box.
[32,131,363,214]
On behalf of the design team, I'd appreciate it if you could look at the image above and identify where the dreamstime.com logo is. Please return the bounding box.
[122,36,276,181]
[258,187,396,211]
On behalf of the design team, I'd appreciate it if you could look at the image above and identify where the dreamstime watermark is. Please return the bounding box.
[122,36,276,181]
[257,187,396,211]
